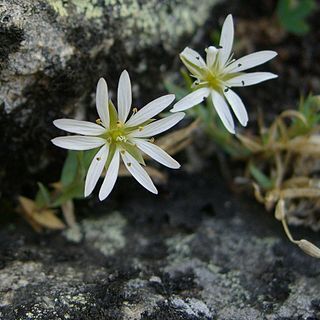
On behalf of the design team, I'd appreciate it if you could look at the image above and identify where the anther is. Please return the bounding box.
[127,162,132,167]
[96,118,102,125]
[196,56,200,60]
[132,107,138,114]
[224,87,229,92]
[120,150,125,155]
[96,157,101,161]
[241,80,245,86]
[238,63,242,67]
[217,45,223,49]
[150,137,155,143]
[138,126,144,131]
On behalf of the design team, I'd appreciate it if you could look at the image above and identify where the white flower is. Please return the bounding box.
[171,14,278,134]
[52,70,184,200]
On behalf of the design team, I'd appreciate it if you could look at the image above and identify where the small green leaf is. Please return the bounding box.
[249,163,274,190]
[277,0,316,35]
[35,182,51,208]
[61,151,79,187]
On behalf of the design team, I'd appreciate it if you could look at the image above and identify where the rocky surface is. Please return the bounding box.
[0,168,319,320]
[0,0,219,201]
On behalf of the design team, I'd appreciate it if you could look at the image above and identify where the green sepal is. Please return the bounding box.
[109,100,118,128]
[122,142,145,165]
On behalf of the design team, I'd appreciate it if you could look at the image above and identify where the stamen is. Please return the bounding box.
[217,45,223,49]
[116,121,122,127]
[96,157,101,161]
[241,80,245,86]
[120,150,125,155]
[224,87,229,93]
[132,107,138,114]
[138,126,144,131]
[150,137,155,143]
[96,118,102,125]
[127,162,132,167]
[238,63,242,67]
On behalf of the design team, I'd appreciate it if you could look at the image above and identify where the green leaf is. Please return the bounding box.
[277,0,316,35]
[249,163,274,190]
[35,182,51,208]
[60,151,79,187]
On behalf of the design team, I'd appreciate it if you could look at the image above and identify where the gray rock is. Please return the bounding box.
[0,171,319,320]
[0,0,219,200]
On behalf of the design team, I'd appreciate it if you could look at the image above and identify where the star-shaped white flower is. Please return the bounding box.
[52,70,184,200]
[171,14,278,134]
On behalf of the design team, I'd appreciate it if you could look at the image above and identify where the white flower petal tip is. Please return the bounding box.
[118,70,132,123]
[121,151,158,194]
[211,91,235,134]
[51,136,106,150]
[96,77,109,127]
[53,119,106,136]
[84,145,109,197]
[130,112,185,138]
[98,149,120,201]
[171,88,210,112]
[134,139,181,169]
[219,14,234,66]
[126,94,175,127]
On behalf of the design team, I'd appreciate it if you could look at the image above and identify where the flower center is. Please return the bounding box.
[204,70,223,91]
[108,127,127,143]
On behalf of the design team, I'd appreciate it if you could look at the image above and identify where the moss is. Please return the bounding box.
[48,0,103,18]
[48,0,219,49]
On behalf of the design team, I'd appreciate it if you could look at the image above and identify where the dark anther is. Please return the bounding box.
[196,56,200,60]
[241,80,245,86]
[217,45,223,49]
[224,88,229,92]
[238,63,242,67]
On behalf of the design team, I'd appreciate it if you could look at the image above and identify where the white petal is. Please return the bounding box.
[121,151,157,194]
[51,136,106,150]
[96,78,110,128]
[130,112,185,138]
[117,70,132,123]
[99,149,120,200]
[224,89,248,126]
[53,119,106,136]
[219,14,234,66]
[206,46,219,67]
[226,72,278,87]
[211,91,235,134]
[126,94,175,127]
[180,47,206,68]
[84,145,109,197]
[133,139,180,169]
[171,88,210,112]
[225,51,278,73]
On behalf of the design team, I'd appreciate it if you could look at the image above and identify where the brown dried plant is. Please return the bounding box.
[237,95,320,257]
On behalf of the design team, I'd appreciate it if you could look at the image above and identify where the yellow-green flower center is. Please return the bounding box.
[203,70,223,91]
